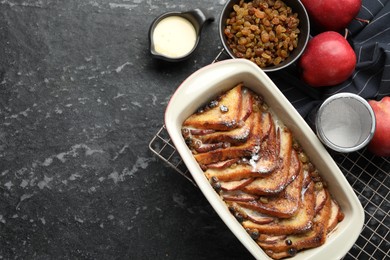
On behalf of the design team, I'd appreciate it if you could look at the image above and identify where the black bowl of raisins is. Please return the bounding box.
[219,0,310,72]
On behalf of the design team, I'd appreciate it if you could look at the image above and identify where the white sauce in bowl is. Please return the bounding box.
[152,16,197,58]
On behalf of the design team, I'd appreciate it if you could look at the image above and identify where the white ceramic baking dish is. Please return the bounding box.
[164,59,364,260]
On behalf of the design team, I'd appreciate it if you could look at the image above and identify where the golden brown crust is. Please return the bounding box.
[194,118,251,145]
[240,163,304,218]
[248,113,279,174]
[193,111,261,165]
[240,178,315,235]
[258,189,332,259]
[220,178,255,191]
[243,128,294,195]
[327,198,344,234]
[183,83,243,130]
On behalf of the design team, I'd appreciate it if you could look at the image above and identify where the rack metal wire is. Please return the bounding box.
[149,49,390,259]
[148,125,197,187]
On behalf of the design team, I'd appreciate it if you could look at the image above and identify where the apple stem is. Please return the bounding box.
[354,17,370,24]
[344,28,349,39]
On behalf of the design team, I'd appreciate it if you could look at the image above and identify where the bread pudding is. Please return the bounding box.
[181,83,344,259]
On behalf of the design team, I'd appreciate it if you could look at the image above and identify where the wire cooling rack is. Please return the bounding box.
[148,49,390,259]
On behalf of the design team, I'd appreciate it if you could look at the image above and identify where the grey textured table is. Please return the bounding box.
[0,0,389,259]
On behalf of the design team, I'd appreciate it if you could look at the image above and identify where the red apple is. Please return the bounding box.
[368,97,390,157]
[298,31,356,87]
[301,0,362,33]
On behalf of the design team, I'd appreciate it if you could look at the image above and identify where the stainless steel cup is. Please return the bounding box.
[316,93,376,153]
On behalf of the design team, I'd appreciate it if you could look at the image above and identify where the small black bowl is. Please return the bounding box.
[149,9,214,62]
[219,0,310,72]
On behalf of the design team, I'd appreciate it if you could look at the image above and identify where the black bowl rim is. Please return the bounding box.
[218,0,310,72]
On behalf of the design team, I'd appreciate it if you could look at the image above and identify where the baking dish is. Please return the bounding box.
[164,59,364,259]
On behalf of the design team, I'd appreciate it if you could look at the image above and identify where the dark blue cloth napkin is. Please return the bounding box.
[269,0,390,123]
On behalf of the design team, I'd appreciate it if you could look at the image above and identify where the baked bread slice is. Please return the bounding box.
[240,179,315,234]
[183,83,243,131]
[194,118,251,145]
[194,111,262,165]
[189,88,253,146]
[221,190,259,202]
[204,162,268,181]
[227,201,275,224]
[203,112,279,181]
[248,112,279,174]
[327,198,344,234]
[239,158,305,218]
[242,128,295,195]
[257,189,332,259]
[238,86,254,123]
[210,147,298,194]
[220,178,254,191]
[314,187,327,214]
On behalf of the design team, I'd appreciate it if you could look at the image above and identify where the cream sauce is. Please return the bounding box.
[152,16,197,58]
